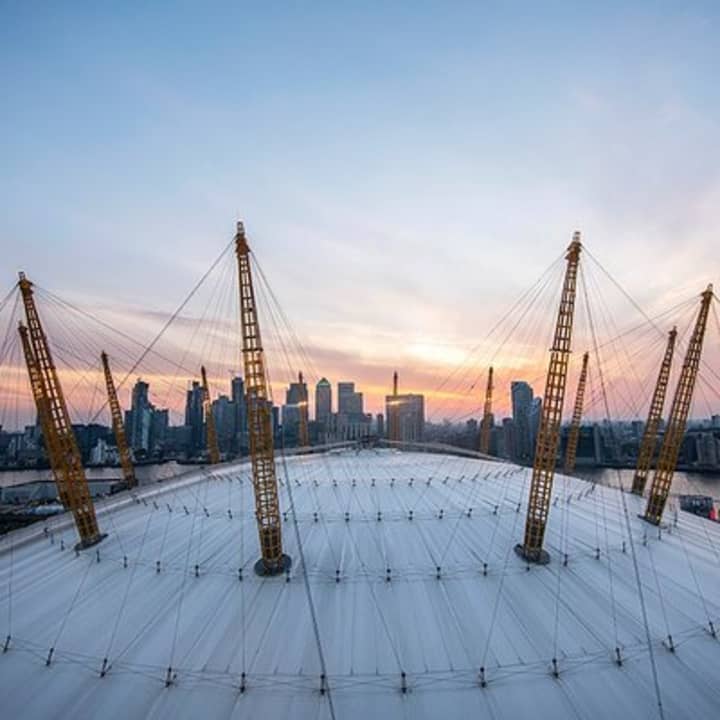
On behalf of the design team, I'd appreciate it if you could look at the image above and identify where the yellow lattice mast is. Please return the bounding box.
[235,221,290,575]
[563,351,589,474]
[18,273,104,548]
[19,323,68,507]
[631,327,677,496]
[388,371,400,442]
[645,286,713,525]
[297,371,309,448]
[200,365,221,464]
[516,233,582,564]
[100,351,136,489]
[478,366,494,455]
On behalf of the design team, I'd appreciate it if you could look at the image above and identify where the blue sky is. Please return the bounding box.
[1,2,719,416]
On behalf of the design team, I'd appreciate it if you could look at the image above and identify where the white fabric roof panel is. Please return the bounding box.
[1,449,719,719]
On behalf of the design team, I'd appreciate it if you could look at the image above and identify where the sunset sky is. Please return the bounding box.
[1,3,719,425]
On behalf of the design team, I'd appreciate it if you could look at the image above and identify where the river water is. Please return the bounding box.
[0,462,185,493]
[575,467,720,500]
[2,462,719,502]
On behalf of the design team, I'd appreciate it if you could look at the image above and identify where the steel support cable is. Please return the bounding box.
[278,450,337,719]
[257,273,404,671]
[0,283,19,316]
[238,461,247,678]
[583,261,647,419]
[254,259,380,509]
[191,473,213,572]
[156,252,234,414]
[3,520,15,649]
[258,245,476,499]
[434,261,565,447]
[480,467,531,672]
[0,318,21,429]
[48,551,97,661]
[429,258,566,423]
[436,459,511,568]
[257,277,346,575]
[0,290,21,369]
[254,259,316,383]
[582,332,667,420]
[585,248,720,392]
[430,251,566,401]
[457,465,518,568]
[19,299,97,424]
[102,504,157,670]
[33,293,127,424]
[551,471,572,661]
[37,288,206,404]
[79,241,235,423]
[580,269,666,720]
[194,255,236,386]
[308,291,696,432]
[167,470,205,676]
[582,262,646,416]
[579,271,624,651]
[674,521,715,633]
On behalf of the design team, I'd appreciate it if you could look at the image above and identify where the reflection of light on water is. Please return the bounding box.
[576,467,720,500]
[0,461,186,490]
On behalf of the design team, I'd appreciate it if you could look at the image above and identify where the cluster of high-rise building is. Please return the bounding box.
[2,369,718,473]
[445,378,720,471]
[121,375,263,461]
[0,372,428,470]
[282,377,425,445]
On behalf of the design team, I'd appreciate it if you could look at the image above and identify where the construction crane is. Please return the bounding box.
[101,351,136,488]
[478,366,494,455]
[516,233,582,564]
[563,352,589,474]
[388,371,400,442]
[631,328,677,496]
[18,273,104,549]
[645,286,714,525]
[235,221,290,575]
[297,371,309,448]
[200,365,221,465]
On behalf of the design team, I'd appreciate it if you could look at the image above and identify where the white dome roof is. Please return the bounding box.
[1,449,718,719]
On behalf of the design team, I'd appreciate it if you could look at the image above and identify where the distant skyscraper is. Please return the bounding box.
[231,376,247,452]
[338,382,355,415]
[501,417,515,460]
[185,380,204,454]
[530,396,542,452]
[316,378,332,424]
[338,382,363,416]
[151,408,169,453]
[129,379,152,454]
[282,376,307,443]
[212,395,235,453]
[511,381,534,463]
[384,393,425,442]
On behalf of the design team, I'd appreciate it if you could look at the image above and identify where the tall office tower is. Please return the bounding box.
[384,393,425,442]
[185,380,204,454]
[231,375,247,452]
[337,382,355,415]
[511,380,534,463]
[129,379,152,453]
[316,378,332,424]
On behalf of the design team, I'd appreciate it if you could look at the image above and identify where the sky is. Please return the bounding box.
[1,2,719,423]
